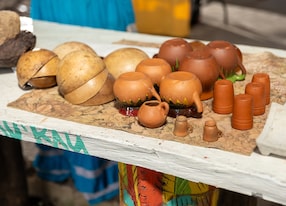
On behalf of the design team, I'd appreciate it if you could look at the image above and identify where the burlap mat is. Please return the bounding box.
[8,46,286,155]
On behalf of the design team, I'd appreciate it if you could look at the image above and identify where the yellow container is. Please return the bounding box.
[132,0,191,37]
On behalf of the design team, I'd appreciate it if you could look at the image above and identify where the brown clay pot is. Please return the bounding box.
[212,79,234,114]
[231,94,253,130]
[245,82,266,116]
[157,38,193,70]
[252,73,270,105]
[173,115,192,137]
[179,49,220,100]
[207,40,246,82]
[113,71,160,106]
[137,100,169,128]
[203,118,222,142]
[135,58,172,86]
[159,71,203,113]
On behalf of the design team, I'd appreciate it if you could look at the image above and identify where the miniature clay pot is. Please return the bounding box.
[245,82,266,116]
[188,40,206,51]
[252,73,270,105]
[203,118,222,142]
[212,79,234,114]
[157,38,193,70]
[231,94,253,130]
[207,40,246,82]
[173,115,193,137]
[113,71,161,106]
[135,58,172,86]
[159,71,203,113]
[179,49,220,100]
[137,100,169,128]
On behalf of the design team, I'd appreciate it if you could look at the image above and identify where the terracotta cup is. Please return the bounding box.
[212,79,234,114]
[231,94,253,130]
[203,118,222,142]
[137,100,169,128]
[252,73,270,105]
[173,115,192,137]
[245,82,266,116]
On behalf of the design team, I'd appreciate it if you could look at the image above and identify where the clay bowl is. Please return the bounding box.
[179,49,220,100]
[207,40,246,82]
[16,49,59,89]
[135,58,172,86]
[113,71,160,107]
[159,71,203,113]
[157,38,193,70]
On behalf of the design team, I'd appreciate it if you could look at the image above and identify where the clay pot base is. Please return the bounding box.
[168,105,202,118]
[200,90,213,101]
[115,101,140,116]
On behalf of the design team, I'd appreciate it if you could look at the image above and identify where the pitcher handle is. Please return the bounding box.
[160,101,170,116]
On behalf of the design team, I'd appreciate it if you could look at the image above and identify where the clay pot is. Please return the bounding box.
[245,82,266,116]
[157,38,193,70]
[189,40,206,51]
[231,94,253,130]
[207,40,246,82]
[137,100,169,128]
[179,49,220,100]
[252,73,270,105]
[173,115,192,137]
[113,71,161,106]
[135,58,172,86]
[212,79,234,114]
[203,118,222,142]
[159,71,203,113]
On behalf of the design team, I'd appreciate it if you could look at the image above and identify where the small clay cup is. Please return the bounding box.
[179,49,220,100]
[137,100,169,128]
[173,115,193,137]
[212,79,234,114]
[203,118,222,142]
[252,73,270,105]
[231,94,253,130]
[245,82,266,116]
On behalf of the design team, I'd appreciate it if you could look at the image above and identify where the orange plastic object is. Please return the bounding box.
[132,0,191,37]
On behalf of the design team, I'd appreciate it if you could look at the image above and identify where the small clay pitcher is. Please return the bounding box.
[113,71,161,106]
[179,49,220,100]
[212,79,234,114]
[135,58,172,86]
[207,40,246,82]
[173,115,193,137]
[245,82,266,116]
[231,94,253,130]
[252,73,270,105]
[159,71,203,113]
[203,118,222,142]
[137,100,169,128]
